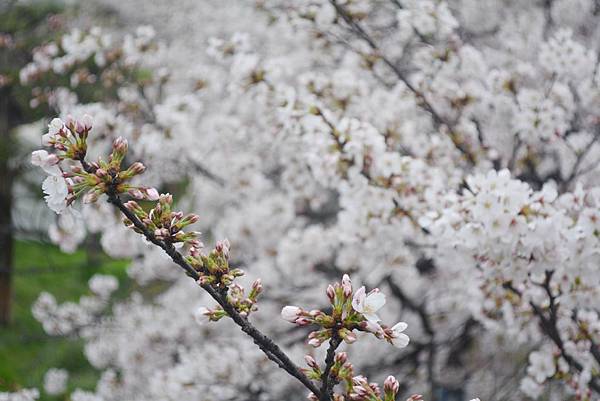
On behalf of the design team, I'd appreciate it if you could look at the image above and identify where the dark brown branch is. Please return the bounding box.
[386,275,437,397]
[105,188,321,396]
[503,280,600,394]
[320,334,342,401]
[386,276,433,337]
[79,159,321,397]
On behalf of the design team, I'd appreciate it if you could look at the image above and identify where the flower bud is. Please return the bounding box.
[128,188,144,199]
[342,274,352,297]
[326,284,335,302]
[335,352,347,365]
[113,136,128,153]
[75,121,85,135]
[339,328,357,344]
[281,306,302,323]
[128,162,146,175]
[384,376,399,400]
[251,278,262,293]
[304,355,319,369]
[82,114,93,130]
[144,187,160,201]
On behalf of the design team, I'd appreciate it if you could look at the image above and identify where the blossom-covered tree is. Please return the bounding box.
[6,0,600,400]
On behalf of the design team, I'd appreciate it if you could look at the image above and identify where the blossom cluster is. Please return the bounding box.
[13,0,600,400]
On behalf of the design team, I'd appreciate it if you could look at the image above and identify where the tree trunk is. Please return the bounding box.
[0,89,13,326]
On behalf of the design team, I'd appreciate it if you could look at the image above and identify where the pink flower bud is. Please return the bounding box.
[342,274,352,297]
[75,121,85,135]
[124,200,140,212]
[82,114,93,130]
[384,376,399,395]
[326,284,335,301]
[295,317,311,326]
[144,187,160,201]
[129,162,146,175]
[339,328,357,344]
[335,352,347,364]
[281,306,302,322]
[113,136,128,153]
[307,338,321,347]
[128,188,144,199]
[304,355,319,369]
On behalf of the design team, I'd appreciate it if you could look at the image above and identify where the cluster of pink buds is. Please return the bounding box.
[186,239,245,289]
[344,375,402,401]
[42,116,92,161]
[123,193,200,245]
[226,280,263,318]
[281,275,410,349]
[304,352,354,386]
[191,241,264,320]
[31,116,159,213]
[304,356,402,401]
[68,136,158,203]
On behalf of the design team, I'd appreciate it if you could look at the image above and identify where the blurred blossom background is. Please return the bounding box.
[1,0,600,401]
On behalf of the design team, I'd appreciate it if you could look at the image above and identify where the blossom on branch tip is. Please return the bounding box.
[387,322,410,348]
[352,286,386,323]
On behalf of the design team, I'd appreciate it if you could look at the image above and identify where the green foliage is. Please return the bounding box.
[0,240,129,399]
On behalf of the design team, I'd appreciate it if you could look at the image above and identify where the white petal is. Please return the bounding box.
[366,291,386,311]
[352,286,366,312]
[391,333,410,348]
[392,321,408,333]
[364,312,381,323]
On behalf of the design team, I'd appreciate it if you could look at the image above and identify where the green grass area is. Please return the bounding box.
[0,240,129,399]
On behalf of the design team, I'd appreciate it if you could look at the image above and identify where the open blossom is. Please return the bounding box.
[31,150,60,175]
[389,322,410,348]
[352,286,386,323]
[42,117,65,146]
[41,175,69,214]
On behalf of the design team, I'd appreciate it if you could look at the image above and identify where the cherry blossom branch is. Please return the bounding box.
[105,187,321,396]
[386,276,437,394]
[75,160,322,397]
[503,280,600,394]
[328,0,477,166]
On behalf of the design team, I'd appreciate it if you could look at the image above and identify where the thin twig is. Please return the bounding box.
[329,0,477,165]
[503,280,600,394]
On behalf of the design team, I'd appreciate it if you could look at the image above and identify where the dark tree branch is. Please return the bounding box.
[503,280,600,394]
[79,160,321,397]
[320,334,342,401]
